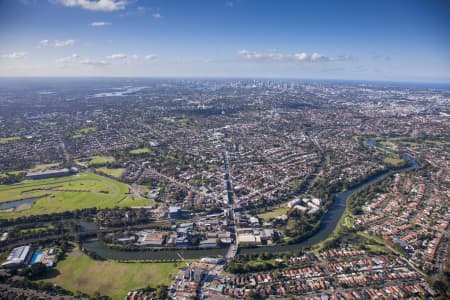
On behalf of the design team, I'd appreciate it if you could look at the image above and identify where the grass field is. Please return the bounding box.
[424,139,450,145]
[29,163,61,172]
[383,156,406,167]
[342,214,355,229]
[87,155,115,166]
[0,136,21,144]
[72,127,97,139]
[40,248,183,299]
[379,141,395,148]
[0,170,24,178]
[129,147,151,155]
[357,231,386,244]
[351,135,362,142]
[258,206,290,221]
[399,141,420,146]
[20,224,55,234]
[0,172,151,217]
[366,244,389,254]
[96,167,124,178]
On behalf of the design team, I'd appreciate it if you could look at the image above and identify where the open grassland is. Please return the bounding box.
[383,156,406,167]
[96,167,124,178]
[424,139,450,145]
[399,141,420,146]
[29,163,61,172]
[40,248,183,300]
[129,147,151,155]
[72,127,97,139]
[20,224,55,234]
[379,141,395,148]
[0,172,151,217]
[357,231,386,244]
[87,155,115,166]
[258,206,290,221]
[352,135,449,148]
[366,244,389,254]
[0,170,24,178]
[0,136,21,144]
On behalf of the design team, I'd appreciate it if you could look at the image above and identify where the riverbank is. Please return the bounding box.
[82,140,419,260]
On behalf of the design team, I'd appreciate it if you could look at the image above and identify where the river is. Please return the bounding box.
[81,140,419,259]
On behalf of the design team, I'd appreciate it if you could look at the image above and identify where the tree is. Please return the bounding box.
[26,263,47,279]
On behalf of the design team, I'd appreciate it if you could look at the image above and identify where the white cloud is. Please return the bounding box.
[106,53,128,59]
[90,21,111,27]
[56,52,148,69]
[56,54,109,67]
[56,54,80,63]
[106,53,140,61]
[55,39,76,47]
[121,6,162,18]
[39,39,50,47]
[239,49,351,62]
[39,39,76,47]
[0,52,27,59]
[53,0,127,11]
[79,59,109,66]
[144,54,157,60]
[137,6,147,12]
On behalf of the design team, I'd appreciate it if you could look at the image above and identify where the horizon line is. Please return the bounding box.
[0,75,449,86]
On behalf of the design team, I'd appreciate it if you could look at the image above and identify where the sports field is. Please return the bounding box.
[0,172,151,217]
[40,248,182,299]
[0,136,21,144]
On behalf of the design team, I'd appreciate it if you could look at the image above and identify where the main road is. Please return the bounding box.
[196,145,238,300]
[223,149,238,258]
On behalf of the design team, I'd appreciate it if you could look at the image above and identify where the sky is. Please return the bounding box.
[0,0,449,82]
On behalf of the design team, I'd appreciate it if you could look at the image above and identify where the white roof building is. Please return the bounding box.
[311,198,322,206]
[2,245,31,268]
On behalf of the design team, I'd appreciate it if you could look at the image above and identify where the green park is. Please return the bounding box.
[0,172,151,217]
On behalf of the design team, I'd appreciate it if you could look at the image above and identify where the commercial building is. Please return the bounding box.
[136,230,167,246]
[168,206,181,219]
[2,245,32,268]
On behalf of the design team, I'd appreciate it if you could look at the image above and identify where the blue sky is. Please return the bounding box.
[0,0,449,82]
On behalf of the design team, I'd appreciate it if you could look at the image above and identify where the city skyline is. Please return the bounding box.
[0,0,450,83]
